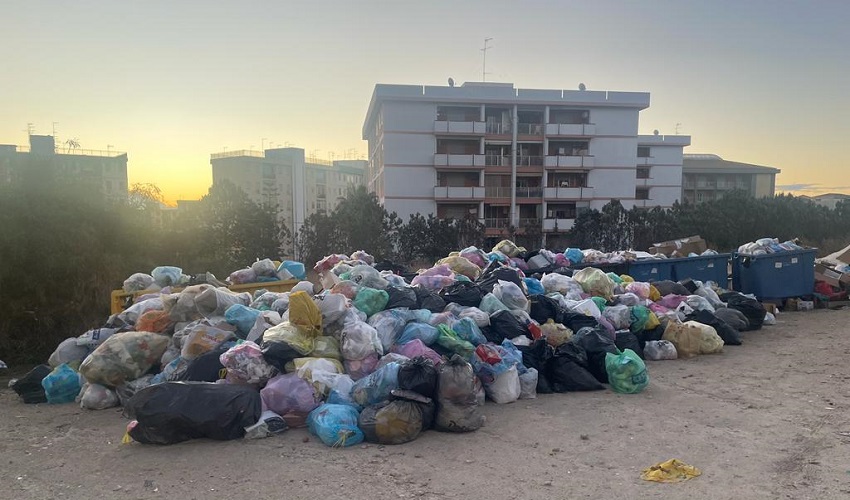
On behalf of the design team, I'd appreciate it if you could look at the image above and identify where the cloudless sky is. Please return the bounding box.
[2,0,848,202]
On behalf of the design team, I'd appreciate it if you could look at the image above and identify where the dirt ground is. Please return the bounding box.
[2,308,850,500]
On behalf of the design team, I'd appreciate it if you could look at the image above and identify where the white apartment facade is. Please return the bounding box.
[210,147,366,244]
[362,81,690,247]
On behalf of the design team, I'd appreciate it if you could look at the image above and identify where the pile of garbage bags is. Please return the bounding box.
[11,239,774,447]
[122,259,306,295]
[737,238,805,256]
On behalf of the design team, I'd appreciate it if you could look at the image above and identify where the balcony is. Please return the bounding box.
[516,123,544,136]
[485,122,512,135]
[434,154,486,167]
[434,186,485,200]
[485,218,510,229]
[543,186,594,199]
[545,123,596,136]
[636,156,653,166]
[485,186,543,199]
[484,155,544,167]
[543,218,576,232]
[434,121,486,134]
[518,218,542,227]
[517,156,544,167]
[544,155,595,168]
[485,155,511,167]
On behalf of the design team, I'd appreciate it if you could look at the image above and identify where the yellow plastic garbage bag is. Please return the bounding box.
[661,321,701,359]
[289,291,322,337]
[649,284,661,302]
[640,458,701,483]
[644,311,661,330]
[437,255,481,280]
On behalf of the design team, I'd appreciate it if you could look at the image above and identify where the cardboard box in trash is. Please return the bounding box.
[814,263,850,289]
[648,236,708,258]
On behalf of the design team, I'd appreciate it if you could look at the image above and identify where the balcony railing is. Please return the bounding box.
[434,121,486,134]
[485,155,510,166]
[485,186,543,198]
[434,186,486,199]
[434,154,487,167]
[544,155,595,168]
[517,155,544,166]
[545,123,596,136]
[518,218,542,227]
[543,186,594,199]
[485,218,510,229]
[485,122,512,134]
[543,218,576,232]
[516,123,544,135]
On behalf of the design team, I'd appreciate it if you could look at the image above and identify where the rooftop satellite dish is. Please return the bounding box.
[653,129,660,136]
[448,77,455,87]
[578,83,586,91]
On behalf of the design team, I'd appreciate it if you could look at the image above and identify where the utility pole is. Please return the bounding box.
[481,37,493,82]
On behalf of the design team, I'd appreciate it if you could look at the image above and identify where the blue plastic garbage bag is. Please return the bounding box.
[225,304,262,337]
[42,364,82,404]
[278,261,306,280]
[397,322,440,346]
[307,404,364,447]
[151,266,183,287]
[452,317,487,346]
[524,277,545,296]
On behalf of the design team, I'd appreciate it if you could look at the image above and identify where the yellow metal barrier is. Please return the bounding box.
[110,280,300,315]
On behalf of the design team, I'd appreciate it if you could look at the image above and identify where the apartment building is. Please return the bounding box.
[210,147,366,239]
[362,81,690,248]
[0,134,128,201]
[682,154,780,203]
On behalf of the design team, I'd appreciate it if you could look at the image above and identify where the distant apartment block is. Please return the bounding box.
[682,154,780,203]
[0,134,128,201]
[798,193,850,210]
[210,147,366,238]
[362,81,690,248]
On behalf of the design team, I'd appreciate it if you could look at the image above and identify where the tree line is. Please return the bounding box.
[2,177,847,365]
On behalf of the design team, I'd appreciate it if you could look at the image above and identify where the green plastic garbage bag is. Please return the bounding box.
[353,287,389,318]
[591,297,607,313]
[605,349,649,394]
[630,305,651,334]
[436,325,474,358]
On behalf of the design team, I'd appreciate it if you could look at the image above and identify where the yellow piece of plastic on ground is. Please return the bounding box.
[640,459,702,483]
[619,274,635,283]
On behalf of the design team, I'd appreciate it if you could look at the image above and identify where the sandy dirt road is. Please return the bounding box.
[2,308,850,500]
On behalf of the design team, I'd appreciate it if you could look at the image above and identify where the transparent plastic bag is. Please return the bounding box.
[368,309,411,351]
[392,339,442,367]
[493,280,528,311]
[605,349,649,394]
[643,340,678,360]
[602,304,631,330]
[80,332,170,387]
[452,317,487,346]
[261,373,320,415]
[79,382,119,410]
[220,341,277,384]
[351,362,400,407]
[479,293,509,315]
[484,365,520,404]
[519,367,538,399]
[152,266,183,287]
[341,320,382,360]
[262,321,315,355]
[180,319,237,360]
[434,355,484,432]
[572,267,615,300]
[123,273,155,293]
[353,287,389,318]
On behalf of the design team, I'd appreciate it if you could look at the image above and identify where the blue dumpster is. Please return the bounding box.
[670,254,731,288]
[731,249,816,299]
[627,260,674,282]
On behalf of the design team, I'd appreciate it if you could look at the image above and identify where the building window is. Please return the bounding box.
[637,146,651,158]
[636,187,650,200]
[636,166,651,179]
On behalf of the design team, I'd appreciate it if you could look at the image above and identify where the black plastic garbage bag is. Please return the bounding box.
[179,342,235,382]
[685,309,742,346]
[359,399,424,445]
[260,341,301,372]
[719,292,765,331]
[127,382,262,445]
[516,339,554,394]
[529,295,564,324]
[653,280,691,296]
[413,286,446,313]
[391,389,436,430]
[561,311,600,332]
[614,331,644,359]
[385,286,418,310]
[439,282,485,307]
[571,327,618,384]
[434,355,484,433]
[714,307,750,332]
[476,266,524,294]
[397,357,438,399]
[545,343,604,392]
[11,365,52,404]
[486,310,527,344]
[635,325,665,348]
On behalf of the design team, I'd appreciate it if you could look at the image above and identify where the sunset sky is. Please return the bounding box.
[2,1,848,203]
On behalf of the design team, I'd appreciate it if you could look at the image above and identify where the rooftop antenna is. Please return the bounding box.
[481,37,493,82]
[578,83,586,91]
[448,77,455,87]
[261,138,267,150]
[675,123,682,134]
[25,123,34,136]
[653,129,660,136]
